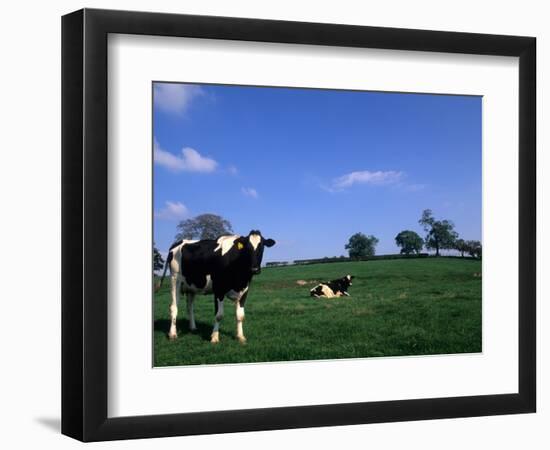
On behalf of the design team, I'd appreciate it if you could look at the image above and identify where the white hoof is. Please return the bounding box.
[237,335,247,344]
[210,332,220,344]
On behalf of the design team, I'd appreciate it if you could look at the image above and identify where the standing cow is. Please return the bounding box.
[159,230,275,344]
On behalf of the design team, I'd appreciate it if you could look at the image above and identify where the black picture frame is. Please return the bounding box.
[62,8,536,442]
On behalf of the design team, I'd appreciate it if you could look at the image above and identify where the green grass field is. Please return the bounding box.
[153,257,481,366]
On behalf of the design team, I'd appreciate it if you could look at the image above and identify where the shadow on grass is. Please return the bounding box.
[154,318,233,342]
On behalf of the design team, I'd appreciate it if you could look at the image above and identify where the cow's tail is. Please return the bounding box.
[155,251,173,292]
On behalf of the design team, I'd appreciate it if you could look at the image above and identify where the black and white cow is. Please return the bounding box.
[159,230,275,344]
[310,275,354,298]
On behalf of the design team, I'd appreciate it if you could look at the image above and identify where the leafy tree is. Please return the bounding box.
[395,230,424,255]
[454,238,468,257]
[175,213,233,241]
[345,232,379,259]
[153,244,164,272]
[418,209,458,256]
[465,240,482,259]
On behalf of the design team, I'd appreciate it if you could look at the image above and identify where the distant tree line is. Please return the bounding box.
[344,209,481,261]
[154,209,481,275]
[416,209,481,259]
[455,239,482,259]
[293,253,429,266]
[265,261,289,267]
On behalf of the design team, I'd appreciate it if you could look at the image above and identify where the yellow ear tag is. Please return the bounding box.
[237,242,244,250]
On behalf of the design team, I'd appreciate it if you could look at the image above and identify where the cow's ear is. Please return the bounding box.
[263,238,276,247]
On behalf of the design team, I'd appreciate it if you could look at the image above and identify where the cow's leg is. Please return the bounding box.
[168,274,181,340]
[235,291,248,344]
[210,295,225,344]
[186,292,197,331]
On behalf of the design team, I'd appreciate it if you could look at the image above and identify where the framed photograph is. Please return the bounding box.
[61,8,536,442]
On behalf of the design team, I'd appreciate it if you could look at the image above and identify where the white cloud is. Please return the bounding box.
[241,187,259,199]
[153,83,203,115]
[179,147,218,172]
[227,165,239,176]
[327,170,403,192]
[154,201,189,221]
[154,139,218,173]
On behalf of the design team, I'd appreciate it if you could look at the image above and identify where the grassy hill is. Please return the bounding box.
[153,257,481,366]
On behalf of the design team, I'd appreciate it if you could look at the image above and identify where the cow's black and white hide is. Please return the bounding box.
[310,275,354,298]
[159,230,275,344]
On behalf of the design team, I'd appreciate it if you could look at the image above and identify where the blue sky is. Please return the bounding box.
[153,82,481,263]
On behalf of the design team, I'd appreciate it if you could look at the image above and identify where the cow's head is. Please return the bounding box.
[234,230,275,275]
[342,275,354,289]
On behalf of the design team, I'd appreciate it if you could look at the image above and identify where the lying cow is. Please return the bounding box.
[310,275,354,298]
[159,230,275,344]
